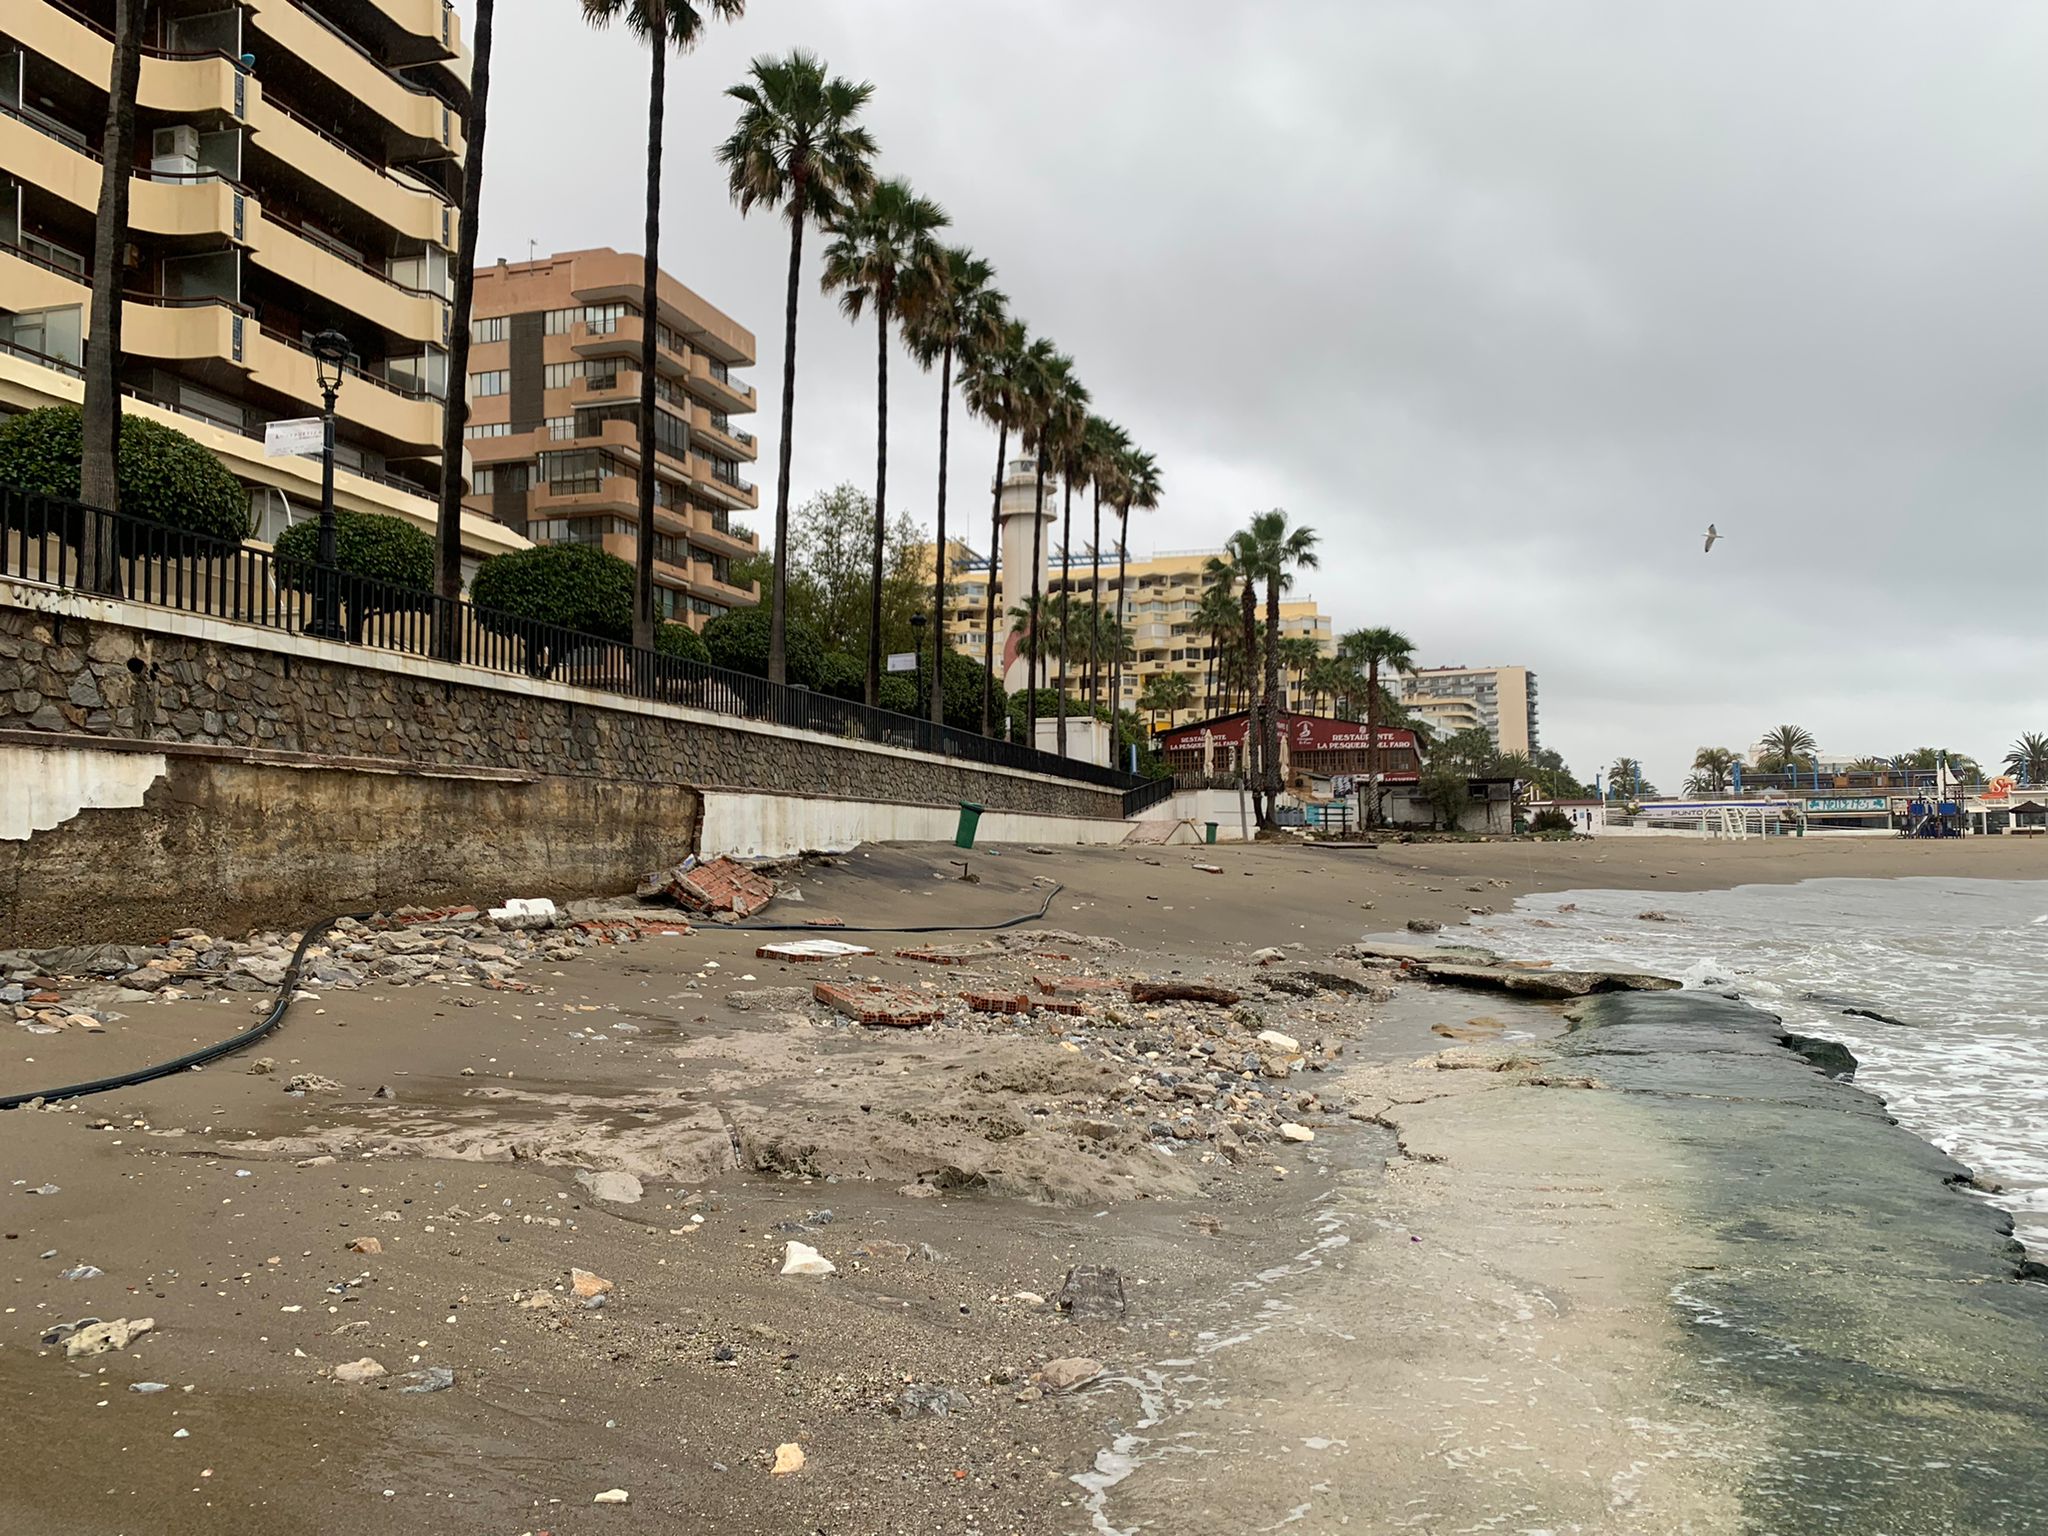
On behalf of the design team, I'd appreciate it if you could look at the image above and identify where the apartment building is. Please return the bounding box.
[459,249,761,630]
[1400,664,1541,756]
[928,520,1336,729]
[0,1,520,562]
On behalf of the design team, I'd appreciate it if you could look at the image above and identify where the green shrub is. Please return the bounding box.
[655,622,710,663]
[701,603,821,688]
[815,651,864,700]
[273,510,432,594]
[470,543,634,642]
[913,646,1005,733]
[0,405,247,542]
[1529,807,1573,835]
[878,674,916,714]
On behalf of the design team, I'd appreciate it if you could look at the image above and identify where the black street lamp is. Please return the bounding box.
[303,328,353,640]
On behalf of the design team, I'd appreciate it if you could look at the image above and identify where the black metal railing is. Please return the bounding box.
[2,486,1143,794]
[1122,775,1179,817]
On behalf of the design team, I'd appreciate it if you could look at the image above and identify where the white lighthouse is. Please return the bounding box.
[995,456,1057,695]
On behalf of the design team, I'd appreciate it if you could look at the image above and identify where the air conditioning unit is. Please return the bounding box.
[151,124,200,176]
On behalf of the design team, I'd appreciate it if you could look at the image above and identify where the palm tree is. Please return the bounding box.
[2005,733,2048,785]
[1048,396,1097,755]
[582,0,746,651]
[1756,724,1817,773]
[1339,626,1415,825]
[1607,757,1645,799]
[1278,635,1322,708]
[1193,570,1239,717]
[902,247,1004,726]
[1079,417,1128,707]
[821,177,950,705]
[1007,595,1060,677]
[76,0,146,588]
[959,318,1029,736]
[1017,351,1085,743]
[1139,671,1194,735]
[1304,656,1350,717]
[1691,746,1738,793]
[718,49,879,685]
[434,0,498,657]
[1109,447,1160,721]
[1239,512,1319,826]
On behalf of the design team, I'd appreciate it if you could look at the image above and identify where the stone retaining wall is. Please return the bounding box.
[0,600,1120,818]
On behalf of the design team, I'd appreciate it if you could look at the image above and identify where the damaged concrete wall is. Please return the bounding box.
[0,742,700,946]
[0,599,1121,817]
[0,592,1122,942]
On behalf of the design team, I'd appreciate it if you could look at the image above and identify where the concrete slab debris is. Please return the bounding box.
[895,943,1003,966]
[812,982,945,1028]
[1033,975,1126,997]
[757,940,877,963]
[660,856,776,918]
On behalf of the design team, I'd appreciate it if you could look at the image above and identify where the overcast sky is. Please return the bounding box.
[469,1,2048,789]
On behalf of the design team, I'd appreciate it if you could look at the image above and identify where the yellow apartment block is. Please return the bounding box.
[0,1,522,567]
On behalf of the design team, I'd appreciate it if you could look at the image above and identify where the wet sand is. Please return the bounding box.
[0,834,2041,1533]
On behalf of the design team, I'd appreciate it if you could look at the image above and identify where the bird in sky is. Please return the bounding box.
[1702,523,1721,554]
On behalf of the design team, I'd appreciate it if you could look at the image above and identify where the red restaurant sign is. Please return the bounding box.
[1161,713,1419,756]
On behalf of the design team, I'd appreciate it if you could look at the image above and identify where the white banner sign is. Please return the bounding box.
[885,652,918,673]
[263,417,325,458]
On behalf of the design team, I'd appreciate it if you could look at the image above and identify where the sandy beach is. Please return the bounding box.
[0,833,2042,1534]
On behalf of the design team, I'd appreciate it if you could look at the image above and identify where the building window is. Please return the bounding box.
[470,370,508,397]
[530,515,634,545]
[472,466,494,495]
[544,302,632,336]
[546,415,574,440]
[465,421,513,439]
[1,306,85,368]
[470,316,506,344]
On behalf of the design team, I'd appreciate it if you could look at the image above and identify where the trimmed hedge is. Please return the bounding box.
[655,622,711,663]
[0,405,248,543]
[701,603,821,688]
[470,543,635,642]
[273,510,433,601]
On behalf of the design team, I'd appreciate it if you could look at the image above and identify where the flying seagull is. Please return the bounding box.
[1702,523,1720,554]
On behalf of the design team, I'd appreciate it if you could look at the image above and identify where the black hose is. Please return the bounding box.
[720,881,1063,934]
[0,881,1062,1110]
[0,913,360,1111]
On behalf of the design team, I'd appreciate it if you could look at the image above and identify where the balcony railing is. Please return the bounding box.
[3,485,1145,796]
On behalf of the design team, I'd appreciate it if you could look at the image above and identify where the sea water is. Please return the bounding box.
[1469,876,2048,1254]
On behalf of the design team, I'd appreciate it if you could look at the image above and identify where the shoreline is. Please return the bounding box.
[0,837,2042,1532]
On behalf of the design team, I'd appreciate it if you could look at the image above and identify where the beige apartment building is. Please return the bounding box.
[927,472,1336,730]
[1400,664,1541,756]
[459,249,761,629]
[0,0,520,563]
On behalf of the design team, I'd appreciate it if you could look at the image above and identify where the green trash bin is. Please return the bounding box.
[955,801,985,849]
[1205,821,1219,845]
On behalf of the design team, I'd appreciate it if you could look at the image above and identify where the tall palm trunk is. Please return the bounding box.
[1055,476,1074,755]
[767,164,808,687]
[79,0,145,591]
[1239,582,1260,816]
[633,18,667,654]
[1086,484,1104,708]
[864,286,891,708]
[436,0,494,660]
[1027,449,1047,739]
[1365,657,1382,825]
[1111,503,1129,727]
[1261,575,1283,827]
[979,420,1006,736]
[928,339,952,726]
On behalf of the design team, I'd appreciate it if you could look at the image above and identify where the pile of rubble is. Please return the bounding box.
[0,903,694,1030]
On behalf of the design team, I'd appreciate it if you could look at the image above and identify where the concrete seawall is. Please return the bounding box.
[0,586,1126,942]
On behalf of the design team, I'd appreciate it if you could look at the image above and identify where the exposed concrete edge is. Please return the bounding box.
[697,788,1133,860]
[0,741,166,841]
[0,727,540,784]
[1,580,1128,802]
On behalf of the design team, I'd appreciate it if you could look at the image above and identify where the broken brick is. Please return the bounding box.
[813,982,945,1028]
[962,991,1034,1015]
[665,857,776,918]
[896,944,1002,966]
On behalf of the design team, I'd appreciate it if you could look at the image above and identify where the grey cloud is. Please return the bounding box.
[471,0,2048,785]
